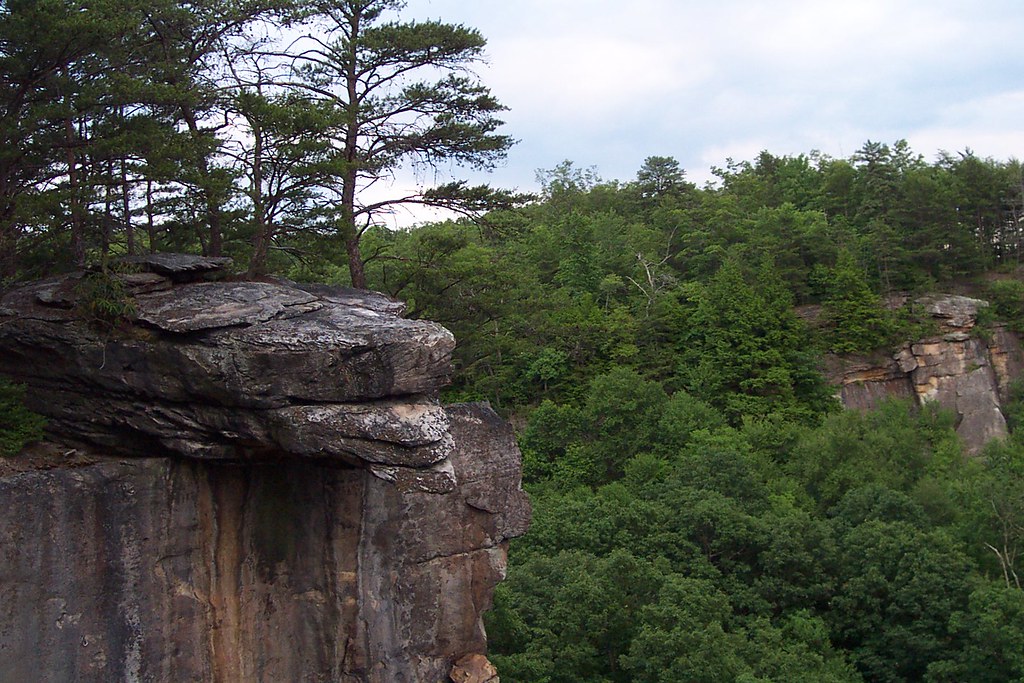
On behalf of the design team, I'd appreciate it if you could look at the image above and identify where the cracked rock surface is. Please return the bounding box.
[827,293,1022,454]
[0,255,529,682]
[0,257,456,482]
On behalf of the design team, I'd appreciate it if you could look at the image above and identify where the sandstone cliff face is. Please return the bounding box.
[0,255,529,682]
[828,295,1024,453]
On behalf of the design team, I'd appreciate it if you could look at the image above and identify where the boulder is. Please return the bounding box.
[451,654,500,682]
[916,294,988,330]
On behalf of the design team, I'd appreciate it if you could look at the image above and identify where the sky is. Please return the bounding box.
[372,0,1024,222]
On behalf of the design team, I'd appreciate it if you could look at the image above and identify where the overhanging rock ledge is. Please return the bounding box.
[0,254,530,682]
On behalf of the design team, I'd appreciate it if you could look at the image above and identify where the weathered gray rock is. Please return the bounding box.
[135,281,320,332]
[357,404,528,681]
[117,271,174,295]
[906,335,1008,452]
[122,252,233,279]
[0,267,456,477]
[289,281,408,317]
[825,353,916,412]
[989,324,1024,404]
[0,404,525,682]
[0,261,529,681]
[917,294,989,330]
[894,347,918,374]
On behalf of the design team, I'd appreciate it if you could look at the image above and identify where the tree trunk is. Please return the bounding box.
[65,116,85,268]
[146,179,157,253]
[102,158,114,259]
[340,8,365,289]
[0,224,15,281]
[246,117,268,277]
[182,106,223,257]
[121,157,134,254]
[340,164,363,287]
[344,225,365,288]
[0,161,21,280]
[340,177,364,287]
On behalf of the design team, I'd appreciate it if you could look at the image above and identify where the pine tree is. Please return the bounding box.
[291,0,516,287]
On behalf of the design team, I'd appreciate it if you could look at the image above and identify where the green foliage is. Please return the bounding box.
[579,368,668,483]
[289,0,517,286]
[442,151,1024,677]
[828,521,972,681]
[985,278,1024,333]
[1003,379,1024,436]
[822,250,896,353]
[653,391,727,453]
[493,388,1007,681]
[519,368,669,487]
[525,348,569,391]
[74,269,137,331]
[0,378,46,456]
[623,596,860,683]
[955,439,1024,589]
[945,582,1024,681]
[488,549,665,683]
[680,258,834,424]
[619,576,749,682]
[634,155,690,200]
[787,400,960,513]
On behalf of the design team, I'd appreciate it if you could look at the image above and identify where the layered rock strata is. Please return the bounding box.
[829,295,1024,453]
[0,255,529,682]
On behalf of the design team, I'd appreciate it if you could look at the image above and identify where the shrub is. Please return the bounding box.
[0,378,45,456]
[986,279,1024,333]
[75,268,137,332]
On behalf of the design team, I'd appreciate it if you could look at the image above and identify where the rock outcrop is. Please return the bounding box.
[0,255,529,682]
[828,294,1024,453]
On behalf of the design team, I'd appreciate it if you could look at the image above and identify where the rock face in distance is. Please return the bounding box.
[828,294,1023,453]
[0,256,530,682]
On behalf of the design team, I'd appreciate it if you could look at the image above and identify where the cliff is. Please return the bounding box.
[0,255,529,682]
[826,294,1024,453]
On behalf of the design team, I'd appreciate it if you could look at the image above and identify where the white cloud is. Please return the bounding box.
[488,34,703,126]
[393,0,1024,200]
[908,90,1024,160]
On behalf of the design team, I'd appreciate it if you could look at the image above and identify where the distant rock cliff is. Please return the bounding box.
[0,255,529,682]
[826,294,1024,453]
